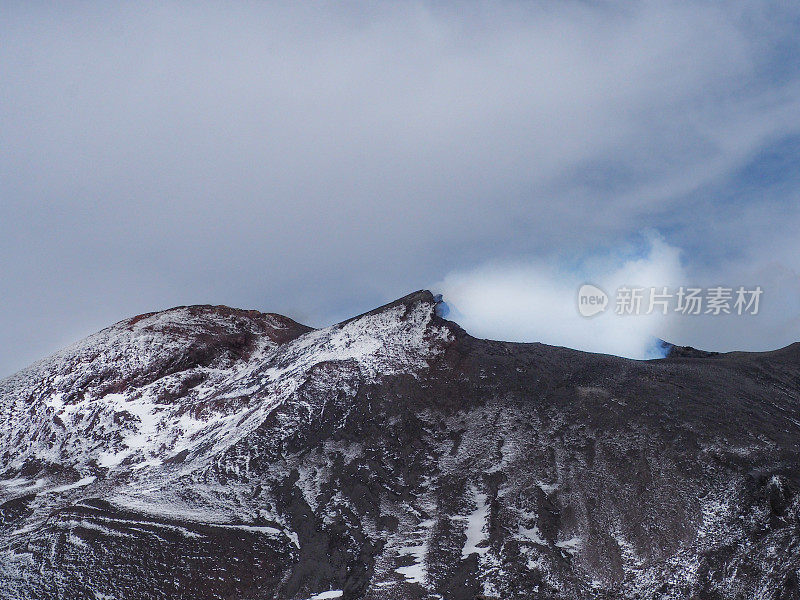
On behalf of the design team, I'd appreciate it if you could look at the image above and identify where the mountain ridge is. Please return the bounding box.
[1,291,799,599]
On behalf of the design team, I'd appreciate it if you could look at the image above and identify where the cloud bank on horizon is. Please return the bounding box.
[1,2,800,373]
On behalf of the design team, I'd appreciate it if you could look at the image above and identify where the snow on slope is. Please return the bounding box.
[0,293,451,507]
[1,291,799,600]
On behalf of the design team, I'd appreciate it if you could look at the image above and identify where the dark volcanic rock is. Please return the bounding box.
[657,339,720,359]
[1,291,799,599]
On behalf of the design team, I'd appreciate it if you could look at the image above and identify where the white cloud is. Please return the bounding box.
[437,235,687,359]
[438,228,800,359]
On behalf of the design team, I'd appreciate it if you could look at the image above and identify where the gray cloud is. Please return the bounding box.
[2,2,800,374]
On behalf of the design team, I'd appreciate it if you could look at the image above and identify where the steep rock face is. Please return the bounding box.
[0,292,799,600]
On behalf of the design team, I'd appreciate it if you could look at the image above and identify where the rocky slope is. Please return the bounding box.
[0,291,798,599]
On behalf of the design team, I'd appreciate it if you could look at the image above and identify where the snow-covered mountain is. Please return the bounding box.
[1,291,798,599]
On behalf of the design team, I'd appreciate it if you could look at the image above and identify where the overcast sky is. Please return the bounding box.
[2,1,800,373]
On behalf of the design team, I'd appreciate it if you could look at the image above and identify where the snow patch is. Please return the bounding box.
[556,536,583,555]
[304,591,343,600]
[40,476,96,495]
[461,487,490,558]
[395,518,434,585]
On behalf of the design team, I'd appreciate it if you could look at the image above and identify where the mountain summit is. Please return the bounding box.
[1,291,799,599]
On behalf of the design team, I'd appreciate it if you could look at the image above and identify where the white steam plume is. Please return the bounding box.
[436,235,685,359]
